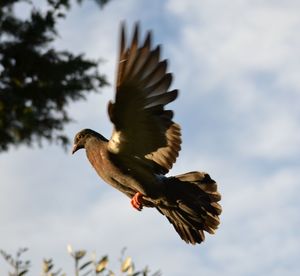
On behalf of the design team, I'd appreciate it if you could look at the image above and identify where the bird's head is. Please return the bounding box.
[72,129,93,154]
[72,129,108,154]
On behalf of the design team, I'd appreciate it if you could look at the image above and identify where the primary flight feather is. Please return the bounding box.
[72,23,222,244]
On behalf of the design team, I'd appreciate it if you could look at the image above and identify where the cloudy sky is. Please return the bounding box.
[1,0,300,275]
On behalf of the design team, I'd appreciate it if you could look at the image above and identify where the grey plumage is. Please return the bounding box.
[72,23,222,244]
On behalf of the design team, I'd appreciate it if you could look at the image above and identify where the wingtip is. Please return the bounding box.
[144,30,152,49]
[153,45,161,60]
[120,21,126,54]
[131,21,140,48]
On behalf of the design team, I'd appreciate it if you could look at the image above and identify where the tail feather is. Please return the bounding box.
[157,171,222,244]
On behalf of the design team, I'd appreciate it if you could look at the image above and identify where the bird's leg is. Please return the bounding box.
[131,192,144,211]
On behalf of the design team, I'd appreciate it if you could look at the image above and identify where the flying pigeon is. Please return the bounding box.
[72,23,222,244]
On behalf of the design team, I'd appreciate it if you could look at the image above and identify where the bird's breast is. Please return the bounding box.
[85,140,167,200]
[85,143,141,197]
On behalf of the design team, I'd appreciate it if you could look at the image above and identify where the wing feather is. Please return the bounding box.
[108,23,181,174]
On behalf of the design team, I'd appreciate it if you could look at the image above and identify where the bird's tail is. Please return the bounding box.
[156,171,222,244]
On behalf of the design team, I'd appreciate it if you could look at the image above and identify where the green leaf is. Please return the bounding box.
[79,260,93,270]
[57,12,66,18]
[121,256,132,272]
[75,250,86,260]
[107,270,115,276]
[95,255,109,273]
[67,244,73,256]
[81,269,93,276]
[18,270,28,276]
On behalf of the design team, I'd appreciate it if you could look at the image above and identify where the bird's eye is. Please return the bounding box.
[78,134,83,139]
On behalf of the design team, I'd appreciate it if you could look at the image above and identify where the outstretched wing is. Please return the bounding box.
[107,23,181,174]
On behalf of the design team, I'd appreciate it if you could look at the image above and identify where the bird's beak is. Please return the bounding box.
[72,144,79,154]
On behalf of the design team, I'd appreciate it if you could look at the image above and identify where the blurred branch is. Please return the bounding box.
[0,248,30,276]
[0,246,161,276]
[76,0,113,9]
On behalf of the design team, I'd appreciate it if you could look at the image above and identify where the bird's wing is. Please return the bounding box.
[107,23,181,174]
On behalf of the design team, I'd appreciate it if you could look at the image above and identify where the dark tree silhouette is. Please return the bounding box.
[77,0,113,8]
[0,0,111,152]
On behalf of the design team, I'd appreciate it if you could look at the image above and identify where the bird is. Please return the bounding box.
[72,22,222,244]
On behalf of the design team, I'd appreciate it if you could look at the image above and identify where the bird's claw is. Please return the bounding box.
[131,192,144,211]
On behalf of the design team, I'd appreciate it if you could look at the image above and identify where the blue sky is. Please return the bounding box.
[1,0,300,275]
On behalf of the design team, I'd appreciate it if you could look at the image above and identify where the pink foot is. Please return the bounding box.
[131,192,144,211]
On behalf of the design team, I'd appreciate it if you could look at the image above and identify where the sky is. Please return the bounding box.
[1,0,300,275]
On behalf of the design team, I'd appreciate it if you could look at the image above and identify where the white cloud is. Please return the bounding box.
[167,1,300,87]
[239,109,300,159]
[166,0,300,161]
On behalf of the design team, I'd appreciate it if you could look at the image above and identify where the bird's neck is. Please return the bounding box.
[85,136,107,152]
[85,137,108,169]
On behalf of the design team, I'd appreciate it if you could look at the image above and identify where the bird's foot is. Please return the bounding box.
[131,192,144,211]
